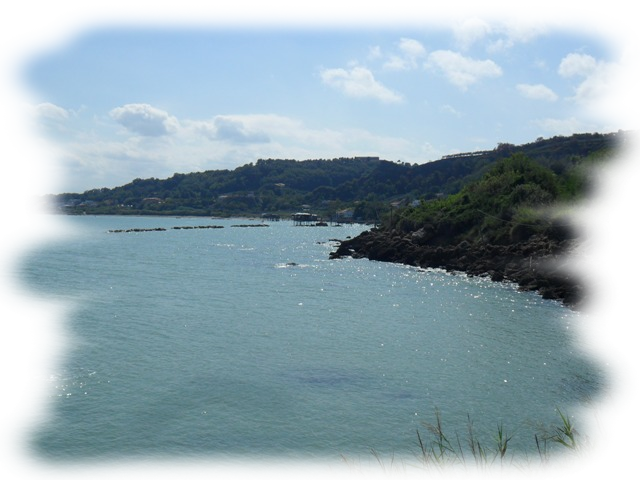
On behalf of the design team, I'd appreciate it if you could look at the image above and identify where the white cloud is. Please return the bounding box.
[320,66,403,103]
[54,110,432,192]
[453,19,492,49]
[33,102,70,121]
[516,83,558,101]
[211,116,270,144]
[590,5,629,33]
[399,38,426,58]
[494,0,570,48]
[189,115,270,145]
[558,53,598,78]
[186,114,293,144]
[573,62,620,105]
[367,45,382,60]
[440,104,463,117]
[558,53,620,107]
[451,19,545,53]
[383,38,426,71]
[109,103,180,137]
[426,50,502,90]
[198,114,414,157]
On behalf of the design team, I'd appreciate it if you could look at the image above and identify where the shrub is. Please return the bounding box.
[549,208,587,239]
[509,207,543,242]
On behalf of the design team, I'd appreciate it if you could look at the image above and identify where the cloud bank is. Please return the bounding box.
[453,18,493,50]
[517,83,558,101]
[110,103,180,137]
[494,0,570,49]
[383,37,427,71]
[320,66,403,103]
[559,52,619,107]
[33,102,71,121]
[426,50,503,90]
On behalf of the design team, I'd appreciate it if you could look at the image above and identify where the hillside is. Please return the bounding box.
[329,141,625,307]
[49,131,623,221]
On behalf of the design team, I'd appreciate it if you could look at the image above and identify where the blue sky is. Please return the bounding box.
[23,21,625,194]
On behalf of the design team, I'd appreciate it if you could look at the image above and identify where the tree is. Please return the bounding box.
[577,154,610,201]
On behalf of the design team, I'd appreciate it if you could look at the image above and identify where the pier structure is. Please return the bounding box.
[291,212,319,226]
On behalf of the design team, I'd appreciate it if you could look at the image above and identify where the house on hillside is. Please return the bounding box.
[335,208,355,223]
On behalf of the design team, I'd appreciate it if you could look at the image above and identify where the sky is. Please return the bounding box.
[23,22,623,193]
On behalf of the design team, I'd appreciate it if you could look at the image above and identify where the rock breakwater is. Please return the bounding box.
[330,228,582,308]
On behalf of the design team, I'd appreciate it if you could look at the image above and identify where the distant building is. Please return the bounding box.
[335,208,355,223]
[291,212,319,225]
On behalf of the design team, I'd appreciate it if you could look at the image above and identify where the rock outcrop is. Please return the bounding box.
[330,228,582,308]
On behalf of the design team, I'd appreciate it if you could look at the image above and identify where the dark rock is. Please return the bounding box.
[573,260,596,282]
[573,297,594,313]
[540,285,563,301]
[563,284,583,306]
[490,270,504,282]
[536,254,558,272]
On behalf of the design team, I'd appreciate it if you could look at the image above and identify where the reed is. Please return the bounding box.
[329,390,640,480]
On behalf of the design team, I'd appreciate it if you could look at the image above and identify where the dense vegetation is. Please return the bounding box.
[49,132,623,221]
[384,150,602,246]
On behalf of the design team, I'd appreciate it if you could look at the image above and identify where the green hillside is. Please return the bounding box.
[49,131,624,221]
[385,132,640,244]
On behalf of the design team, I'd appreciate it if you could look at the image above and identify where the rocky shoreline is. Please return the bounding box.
[330,228,582,308]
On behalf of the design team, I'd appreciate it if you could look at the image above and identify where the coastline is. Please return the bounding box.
[330,228,582,308]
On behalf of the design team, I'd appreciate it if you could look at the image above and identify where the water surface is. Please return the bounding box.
[19,215,604,462]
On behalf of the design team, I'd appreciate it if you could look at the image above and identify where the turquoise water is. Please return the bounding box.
[19,215,604,462]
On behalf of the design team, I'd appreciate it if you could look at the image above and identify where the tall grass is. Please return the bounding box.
[329,390,640,480]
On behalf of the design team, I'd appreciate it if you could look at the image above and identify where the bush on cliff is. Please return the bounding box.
[386,153,575,246]
[549,206,587,240]
[383,137,640,245]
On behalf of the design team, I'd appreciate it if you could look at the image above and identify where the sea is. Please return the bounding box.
[18,215,605,464]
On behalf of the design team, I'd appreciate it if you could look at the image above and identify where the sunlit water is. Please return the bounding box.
[19,215,604,462]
